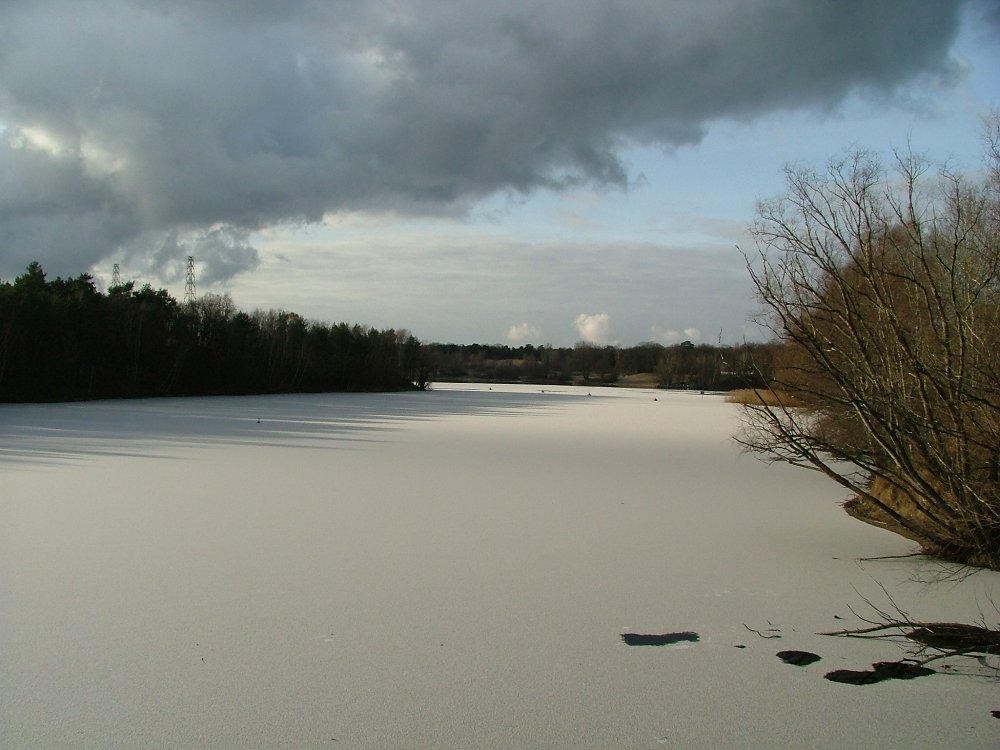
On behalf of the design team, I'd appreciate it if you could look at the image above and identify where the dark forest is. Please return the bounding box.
[0,262,428,402]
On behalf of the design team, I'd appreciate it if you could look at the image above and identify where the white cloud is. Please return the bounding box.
[651,325,703,345]
[651,325,681,345]
[575,312,615,345]
[11,125,67,156]
[506,322,542,344]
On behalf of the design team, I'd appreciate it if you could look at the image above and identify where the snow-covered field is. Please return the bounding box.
[1,384,997,749]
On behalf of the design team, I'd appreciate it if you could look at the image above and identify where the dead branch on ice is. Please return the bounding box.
[821,585,1000,668]
[821,621,1000,666]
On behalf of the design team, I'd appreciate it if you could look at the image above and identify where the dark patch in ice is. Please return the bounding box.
[777,650,821,666]
[621,632,699,646]
[991,710,1000,719]
[824,661,934,685]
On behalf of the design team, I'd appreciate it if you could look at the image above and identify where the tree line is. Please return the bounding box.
[0,262,428,402]
[424,340,774,390]
[0,260,774,402]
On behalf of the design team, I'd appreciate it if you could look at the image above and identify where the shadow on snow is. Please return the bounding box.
[0,387,590,466]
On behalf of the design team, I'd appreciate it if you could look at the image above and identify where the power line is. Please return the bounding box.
[184,256,196,303]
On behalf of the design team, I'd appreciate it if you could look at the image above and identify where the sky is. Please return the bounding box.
[1,1,998,347]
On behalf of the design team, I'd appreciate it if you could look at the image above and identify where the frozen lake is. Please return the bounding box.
[2,384,998,748]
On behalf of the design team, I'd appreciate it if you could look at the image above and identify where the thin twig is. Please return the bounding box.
[857,552,926,561]
[743,623,782,639]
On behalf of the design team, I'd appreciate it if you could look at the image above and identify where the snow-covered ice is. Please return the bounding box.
[1,384,997,748]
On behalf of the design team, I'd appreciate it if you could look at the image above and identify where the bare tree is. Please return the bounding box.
[740,114,1000,569]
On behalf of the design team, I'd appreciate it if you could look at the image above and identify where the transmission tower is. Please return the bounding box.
[184,256,196,303]
[111,263,121,287]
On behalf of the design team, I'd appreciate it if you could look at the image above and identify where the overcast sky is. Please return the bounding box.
[2,0,998,346]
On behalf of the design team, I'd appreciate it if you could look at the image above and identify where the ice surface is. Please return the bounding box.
[2,384,998,748]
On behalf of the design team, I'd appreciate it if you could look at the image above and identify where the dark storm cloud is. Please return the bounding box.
[0,0,966,280]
